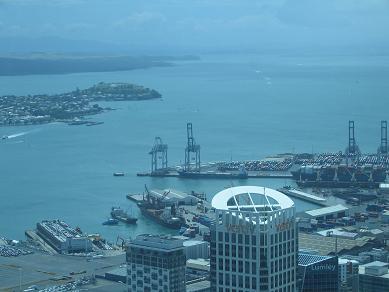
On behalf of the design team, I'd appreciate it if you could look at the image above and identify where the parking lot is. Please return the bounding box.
[0,252,125,291]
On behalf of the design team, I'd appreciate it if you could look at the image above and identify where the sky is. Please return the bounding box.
[0,0,389,54]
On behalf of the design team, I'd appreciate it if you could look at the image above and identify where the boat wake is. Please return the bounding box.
[7,132,28,139]
[3,128,40,140]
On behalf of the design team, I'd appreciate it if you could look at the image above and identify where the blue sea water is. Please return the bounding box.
[0,54,389,241]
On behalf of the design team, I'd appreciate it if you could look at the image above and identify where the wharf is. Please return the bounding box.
[136,171,292,179]
[25,230,58,255]
[278,188,328,206]
[127,193,215,229]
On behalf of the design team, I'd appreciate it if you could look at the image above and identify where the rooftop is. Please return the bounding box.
[298,253,334,266]
[299,233,374,256]
[211,186,294,212]
[129,234,184,251]
[286,188,326,202]
[339,258,359,265]
[305,204,348,217]
[186,280,211,292]
[316,228,358,239]
[359,261,389,278]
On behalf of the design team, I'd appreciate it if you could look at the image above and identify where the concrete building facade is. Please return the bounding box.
[126,234,186,292]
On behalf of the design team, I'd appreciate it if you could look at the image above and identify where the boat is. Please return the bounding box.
[68,120,88,126]
[86,121,104,126]
[113,172,125,177]
[291,165,387,188]
[102,218,119,225]
[110,207,137,224]
[177,168,248,179]
[137,202,183,229]
[1,135,8,140]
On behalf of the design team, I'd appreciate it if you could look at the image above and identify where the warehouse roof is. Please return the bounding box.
[299,233,374,256]
[305,204,348,217]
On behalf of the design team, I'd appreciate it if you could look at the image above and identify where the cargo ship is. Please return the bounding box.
[291,165,387,188]
[110,207,137,224]
[178,165,248,179]
[137,203,183,229]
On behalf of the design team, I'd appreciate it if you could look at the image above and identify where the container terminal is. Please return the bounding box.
[138,121,389,188]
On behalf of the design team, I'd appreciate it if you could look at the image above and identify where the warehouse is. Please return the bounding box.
[304,204,349,221]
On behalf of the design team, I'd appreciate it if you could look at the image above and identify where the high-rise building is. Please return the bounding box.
[297,253,339,292]
[338,258,359,292]
[358,261,389,292]
[126,234,186,292]
[210,186,298,292]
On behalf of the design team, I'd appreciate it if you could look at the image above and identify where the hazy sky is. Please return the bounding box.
[1,0,389,54]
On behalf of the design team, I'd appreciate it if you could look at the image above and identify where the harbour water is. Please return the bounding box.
[0,54,388,242]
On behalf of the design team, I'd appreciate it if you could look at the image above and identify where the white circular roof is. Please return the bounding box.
[212,186,294,212]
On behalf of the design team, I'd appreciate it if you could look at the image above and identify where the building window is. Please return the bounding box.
[245,276,250,288]
[252,278,257,289]
[238,275,243,288]
[238,246,243,257]
[238,261,243,273]
[245,235,250,245]
[238,234,243,244]
[245,261,250,274]
[252,247,257,260]
[232,274,236,286]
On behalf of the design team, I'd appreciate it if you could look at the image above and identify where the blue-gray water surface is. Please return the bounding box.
[0,54,388,241]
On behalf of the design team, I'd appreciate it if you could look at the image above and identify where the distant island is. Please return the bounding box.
[0,82,161,126]
[0,54,200,76]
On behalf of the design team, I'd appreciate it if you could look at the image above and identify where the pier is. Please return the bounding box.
[279,187,328,206]
[137,170,293,179]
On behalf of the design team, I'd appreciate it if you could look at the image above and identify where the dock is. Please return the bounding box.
[278,188,327,206]
[127,190,215,230]
[137,170,293,179]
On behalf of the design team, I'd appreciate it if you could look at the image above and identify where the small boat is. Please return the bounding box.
[113,172,125,177]
[111,207,137,224]
[102,218,119,225]
[86,121,104,126]
[1,135,8,140]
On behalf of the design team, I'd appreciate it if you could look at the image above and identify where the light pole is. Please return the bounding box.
[326,230,338,255]
[19,267,22,291]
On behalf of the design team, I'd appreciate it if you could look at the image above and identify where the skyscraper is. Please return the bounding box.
[126,234,186,292]
[210,186,297,291]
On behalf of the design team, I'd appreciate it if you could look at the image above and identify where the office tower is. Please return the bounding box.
[210,186,297,291]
